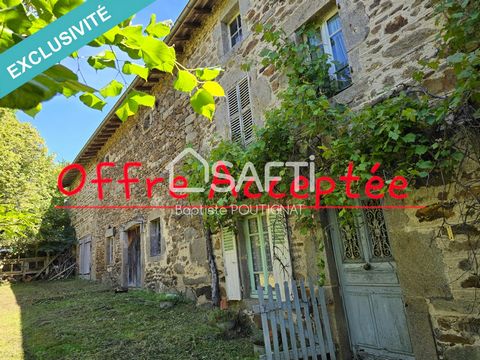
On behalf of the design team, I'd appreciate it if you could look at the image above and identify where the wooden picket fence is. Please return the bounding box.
[253,279,336,360]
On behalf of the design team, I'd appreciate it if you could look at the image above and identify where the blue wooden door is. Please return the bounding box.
[329,203,414,359]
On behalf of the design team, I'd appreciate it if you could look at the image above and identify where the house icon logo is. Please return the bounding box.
[166,148,209,193]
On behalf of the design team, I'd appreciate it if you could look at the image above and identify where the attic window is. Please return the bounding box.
[229,14,243,48]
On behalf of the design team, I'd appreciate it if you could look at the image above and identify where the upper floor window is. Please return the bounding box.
[227,77,254,147]
[307,13,351,90]
[228,14,243,48]
[150,218,162,257]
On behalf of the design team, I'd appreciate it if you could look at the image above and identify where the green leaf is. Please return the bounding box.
[115,91,155,121]
[87,50,116,70]
[195,67,223,81]
[145,14,171,38]
[80,93,107,111]
[402,133,416,143]
[173,70,197,93]
[0,65,80,110]
[190,89,215,120]
[414,145,429,155]
[23,103,42,117]
[52,0,83,17]
[388,131,399,140]
[447,52,465,64]
[0,4,32,33]
[401,108,417,121]
[122,62,149,81]
[417,160,433,170]
[141,37,176,73]
[203,81,225,97]
[100,80,124,98]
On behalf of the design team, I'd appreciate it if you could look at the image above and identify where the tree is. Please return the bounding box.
[0,1,224,120]
[0,108,59,252]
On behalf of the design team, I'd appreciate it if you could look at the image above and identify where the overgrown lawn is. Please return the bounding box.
[0,280,255,360]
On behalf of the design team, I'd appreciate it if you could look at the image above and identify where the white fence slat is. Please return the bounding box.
[284,281,299,360]
[317,287,336,359]
[308,278,328,359]
[258,285,273,360]
[274,283,289,359]
[291,280,308,358]
[255,280,335,360]
[299,280,316,359]
[268,286,281,359]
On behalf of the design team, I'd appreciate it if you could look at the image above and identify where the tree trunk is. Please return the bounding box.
[204,225,220,307]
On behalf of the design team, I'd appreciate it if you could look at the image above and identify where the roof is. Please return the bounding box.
[63,0,216,187]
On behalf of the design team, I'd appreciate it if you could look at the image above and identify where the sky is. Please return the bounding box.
[16,1,189,163]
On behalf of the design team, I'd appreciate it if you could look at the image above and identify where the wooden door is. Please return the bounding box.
[329,202,414,359]
[79,236,91,280]
[127,227,141,287]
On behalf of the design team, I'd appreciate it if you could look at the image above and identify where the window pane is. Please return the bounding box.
[327,14,342,34]
[330,32,348,68]
[150,220,161,257]
[229,17,238,34]
[248,218,259,234]
[249,234,262,272]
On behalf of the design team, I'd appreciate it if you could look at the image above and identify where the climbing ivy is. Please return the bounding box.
[0,1,224,120]
[185,0,479,232]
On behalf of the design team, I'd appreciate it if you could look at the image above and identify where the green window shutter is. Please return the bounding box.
[267,209,292,299]
[222,226,242,300]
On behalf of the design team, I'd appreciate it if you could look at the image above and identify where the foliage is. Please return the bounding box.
[185,2,479,232]
[0,280,256,359]
[0,108,54,248]
[0,109,73,253]
[0,1,225,120]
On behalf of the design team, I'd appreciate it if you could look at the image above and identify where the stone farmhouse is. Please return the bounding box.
[63,0,479,359]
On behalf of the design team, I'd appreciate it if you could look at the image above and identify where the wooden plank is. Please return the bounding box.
[268,286,281,359]
[317,287,336,359]
[284,281,299,360]
[274,283,289,359]
[291,280,308,359]
[258,286,273,360]
[299,280,316,359]
[308,278,328,359]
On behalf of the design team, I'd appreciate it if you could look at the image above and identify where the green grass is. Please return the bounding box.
[0,280,256,360]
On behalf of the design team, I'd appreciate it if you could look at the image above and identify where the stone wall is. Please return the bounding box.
[67,0,480,358]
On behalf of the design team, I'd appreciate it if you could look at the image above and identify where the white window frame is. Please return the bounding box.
[228,13,243,49]
[306,11,351,82]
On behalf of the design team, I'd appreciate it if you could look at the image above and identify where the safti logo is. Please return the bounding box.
[56,148,424,211]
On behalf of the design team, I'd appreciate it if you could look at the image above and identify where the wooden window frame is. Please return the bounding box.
[105,236,114,266]
[149,218,162,258]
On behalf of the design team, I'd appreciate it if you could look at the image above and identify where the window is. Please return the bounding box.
[106,237,113,265]
[244,215,275,295]
[149,218,162,257]
[228,14,243,48]
[227,77,254,146]
[307,13,351,90]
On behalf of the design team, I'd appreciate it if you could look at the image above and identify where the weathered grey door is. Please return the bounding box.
[127,227,141,287]
[328,202,414,359]
[78,236,91,280]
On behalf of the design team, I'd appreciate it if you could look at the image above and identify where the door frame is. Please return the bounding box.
[327,208,414,360]
[120,217,145,288]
